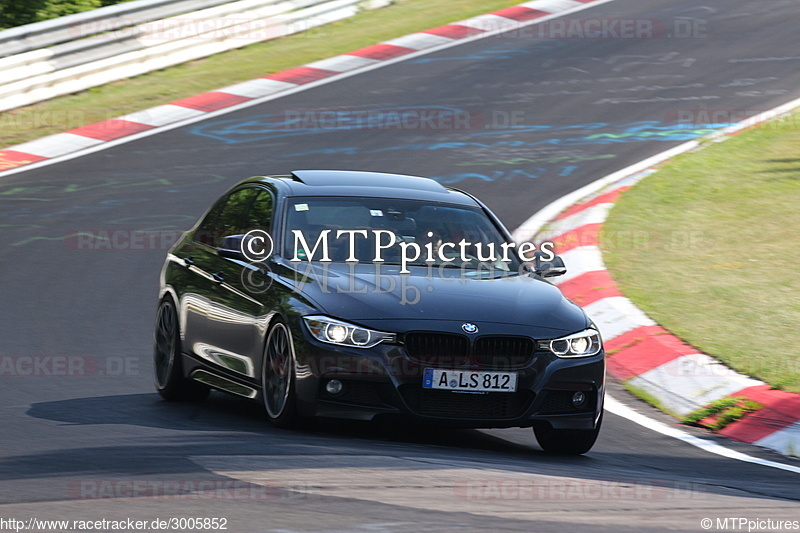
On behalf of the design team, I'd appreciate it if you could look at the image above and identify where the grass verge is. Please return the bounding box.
[681,396,763,431]
[603,112,800,393]
[0,0,520,147]
[622,381,678,418]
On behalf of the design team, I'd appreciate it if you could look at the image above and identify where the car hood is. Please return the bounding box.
[279,262,588,334]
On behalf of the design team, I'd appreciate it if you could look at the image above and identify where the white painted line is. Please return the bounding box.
[116,104,206,127]
[628,354,763,417]
[582,296,656,340]
[755,422,800,458]
[217,78,297,98]
[716,97,800,137]
[306,55,379,72]
[455,14,520,32]
[383,33,454,50]
[512,141,700,243]
[523,0,584,12]
[550,245,605,284]
[539,202,613,241]
[605,395,800,474]
[9,133,103,158]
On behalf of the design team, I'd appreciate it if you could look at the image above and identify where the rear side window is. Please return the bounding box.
[243,189,274,232]
[194,187,259,247]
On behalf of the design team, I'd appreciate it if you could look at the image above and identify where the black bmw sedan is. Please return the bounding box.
[154,170,605,454]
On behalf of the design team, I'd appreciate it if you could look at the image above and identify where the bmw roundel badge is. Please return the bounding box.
[461,323,478,334]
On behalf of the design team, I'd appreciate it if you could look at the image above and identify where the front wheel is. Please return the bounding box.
[533,413,603,455]
[262,319,298,428]
[153,298,209,401]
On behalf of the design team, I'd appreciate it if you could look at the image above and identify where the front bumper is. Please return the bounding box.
[291,325,605,430]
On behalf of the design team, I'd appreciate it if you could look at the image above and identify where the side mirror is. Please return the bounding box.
[218,235,246,260]
[533,251,567,278]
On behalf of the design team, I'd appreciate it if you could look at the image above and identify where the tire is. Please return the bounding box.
[262,319,298,428]
[153,297,209,401]
[533,413,603,455]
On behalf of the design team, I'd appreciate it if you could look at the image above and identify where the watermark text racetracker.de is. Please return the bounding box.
[69,15,316,43]
[66,230,183,251]
[71,478,284,501]
[455,479,708,502]
[490,17,707,40]
[667,109,800,129]
[0,356,138,377]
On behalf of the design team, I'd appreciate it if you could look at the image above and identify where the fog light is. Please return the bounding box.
[325,379,344,396]
[572,391,587,407]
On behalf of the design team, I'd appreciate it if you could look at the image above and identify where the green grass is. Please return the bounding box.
[681,396,763,431]
[604,113,800,393]
[0,0,520,148]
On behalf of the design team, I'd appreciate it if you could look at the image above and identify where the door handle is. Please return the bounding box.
[183,257,195,267]
[212,272,225,283]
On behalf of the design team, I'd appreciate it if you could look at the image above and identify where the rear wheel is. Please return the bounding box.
[262,319,298,427]
[153,298,209,401]
[533,414,602,455]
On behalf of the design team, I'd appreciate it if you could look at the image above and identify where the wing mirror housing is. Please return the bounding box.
[219,234,275,263]
[533,250,567,278]
[218,235,246,260]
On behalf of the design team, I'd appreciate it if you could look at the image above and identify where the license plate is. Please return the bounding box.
[422,368,517,393]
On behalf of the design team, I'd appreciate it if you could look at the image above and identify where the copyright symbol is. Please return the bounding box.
[240,263,273,295]
[241,229,273,263]
[701,518,712,530]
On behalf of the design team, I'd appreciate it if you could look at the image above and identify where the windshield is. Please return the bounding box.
[281,197,522,272]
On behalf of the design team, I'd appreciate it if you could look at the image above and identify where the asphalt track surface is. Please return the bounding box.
[1,0,800,531]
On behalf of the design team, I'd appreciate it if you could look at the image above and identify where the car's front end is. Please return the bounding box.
[281,261,605,431]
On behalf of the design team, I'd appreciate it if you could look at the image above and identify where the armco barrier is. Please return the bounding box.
[0,0,232,57]
[0,0,391,113]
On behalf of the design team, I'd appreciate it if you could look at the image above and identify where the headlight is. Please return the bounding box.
[303,316,395,349]
[539,329,602,358]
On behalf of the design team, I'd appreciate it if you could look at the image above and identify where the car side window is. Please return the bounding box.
[194,188,259,247]
[194,195,228,246]
[243,189,274,232]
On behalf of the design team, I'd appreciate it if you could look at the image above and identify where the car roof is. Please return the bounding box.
[247,170,479,206]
